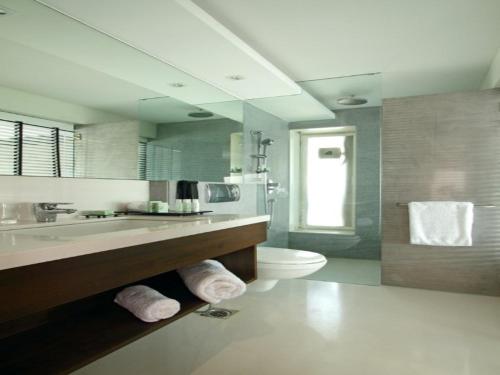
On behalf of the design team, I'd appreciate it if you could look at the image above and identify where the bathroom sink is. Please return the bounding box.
[9,218,195,238]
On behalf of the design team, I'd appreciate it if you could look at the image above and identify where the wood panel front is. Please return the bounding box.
[0,222,266,323]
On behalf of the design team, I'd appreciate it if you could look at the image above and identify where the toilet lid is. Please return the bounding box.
[257,247,326,265]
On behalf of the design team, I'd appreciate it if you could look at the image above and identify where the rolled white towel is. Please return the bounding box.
[114,285,180,323]
[177,260,246,304]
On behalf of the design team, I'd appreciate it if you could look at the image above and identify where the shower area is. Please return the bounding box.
[288,107,381,285]
[245,74,382,286]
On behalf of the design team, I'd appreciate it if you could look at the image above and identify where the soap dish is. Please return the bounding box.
[81,210,123,219]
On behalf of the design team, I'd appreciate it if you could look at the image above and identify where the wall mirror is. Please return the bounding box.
[137,97,243,182]
[0,0,242,181]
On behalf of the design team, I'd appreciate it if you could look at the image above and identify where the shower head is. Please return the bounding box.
[261,138,274,157]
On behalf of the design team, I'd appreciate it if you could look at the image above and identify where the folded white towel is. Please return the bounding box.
[177,260,246,304]
[409,201,474,246]
[114,285,180,322]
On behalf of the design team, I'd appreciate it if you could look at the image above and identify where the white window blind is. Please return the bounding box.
[22,125,58,176]
[138,141,147,180]
[0,120,20,175]
[0,119,75,177]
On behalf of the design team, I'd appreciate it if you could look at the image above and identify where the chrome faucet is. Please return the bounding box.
[33,203,77,223]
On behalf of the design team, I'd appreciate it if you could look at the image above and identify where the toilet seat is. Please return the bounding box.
[250,247,328,292]
[257,247,326,266]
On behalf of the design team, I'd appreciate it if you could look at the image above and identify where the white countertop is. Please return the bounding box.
[0,214,269,271]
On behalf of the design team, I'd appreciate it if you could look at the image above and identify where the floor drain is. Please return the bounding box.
[195,305,239,319]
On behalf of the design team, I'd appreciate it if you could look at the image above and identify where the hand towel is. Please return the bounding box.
[408,201,473,246]
[177,260,246,304]
[114,285,181,322]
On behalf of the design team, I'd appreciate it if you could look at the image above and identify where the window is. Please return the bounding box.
[0,119,75,177]
[138,141,147,180]
[290,127,356,233]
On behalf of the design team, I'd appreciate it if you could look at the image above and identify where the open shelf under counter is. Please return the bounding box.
[0,222,266,374]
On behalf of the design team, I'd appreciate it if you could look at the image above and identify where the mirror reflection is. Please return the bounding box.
[0,1,244,182]
[138,97,243,182]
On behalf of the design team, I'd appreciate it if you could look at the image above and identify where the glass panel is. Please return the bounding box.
[59,130,75,178]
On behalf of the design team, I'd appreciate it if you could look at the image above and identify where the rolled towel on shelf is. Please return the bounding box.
[114,285,181,323]
[177,260,246,304]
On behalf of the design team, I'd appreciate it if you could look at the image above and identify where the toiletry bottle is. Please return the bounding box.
[175,181,185,212]
[190,181,200,212]
[182,198,192,212]
[181,180,192,212]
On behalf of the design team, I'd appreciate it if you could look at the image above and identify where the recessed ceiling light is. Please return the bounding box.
[227,75,245,81]
[170,83,185,88]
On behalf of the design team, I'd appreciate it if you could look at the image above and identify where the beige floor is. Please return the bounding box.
[74,280,500,375]
[303,257,381,285]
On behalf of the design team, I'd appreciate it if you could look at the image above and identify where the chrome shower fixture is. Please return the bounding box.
[261,138,274,157]
[251,130,268,173]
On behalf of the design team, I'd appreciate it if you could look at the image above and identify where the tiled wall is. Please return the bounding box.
[75,121,140,180]
[289,107,381,259]
[382,89,500,295]
[149,119,242,182]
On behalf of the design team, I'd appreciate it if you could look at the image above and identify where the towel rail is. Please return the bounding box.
[396,202,496,208]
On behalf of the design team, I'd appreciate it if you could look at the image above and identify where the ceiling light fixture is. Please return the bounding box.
[188,109,214,118]
[170,83,185,88]
[227,75,245,81]
[336,95,368,106]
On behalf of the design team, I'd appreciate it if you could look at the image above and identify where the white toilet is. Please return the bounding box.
[249,247,327,292]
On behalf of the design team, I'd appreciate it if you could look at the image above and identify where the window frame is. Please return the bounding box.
[290,127,357,234]
[0,117,75,178]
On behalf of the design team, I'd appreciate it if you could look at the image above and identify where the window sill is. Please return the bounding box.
[289,228,355,236]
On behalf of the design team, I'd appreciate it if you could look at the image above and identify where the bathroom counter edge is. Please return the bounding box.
[0,214,270,271]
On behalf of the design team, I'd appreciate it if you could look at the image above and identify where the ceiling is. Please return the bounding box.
[0,0,334,123]
[36,0,301,100]
[192,0,500,98]
[1,0,498,125]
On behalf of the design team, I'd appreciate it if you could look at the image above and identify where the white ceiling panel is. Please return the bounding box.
[248,92,335,123]
[299,74,382,110]
[193,0,500,98]
[37,0,302,100]
[1,0,236,105]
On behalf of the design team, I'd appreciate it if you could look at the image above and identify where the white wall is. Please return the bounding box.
[0,176,257,223]
[150,181,257,216]
[0,176,149,222]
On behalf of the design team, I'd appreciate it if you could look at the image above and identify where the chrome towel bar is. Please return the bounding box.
[396,202,496,208]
